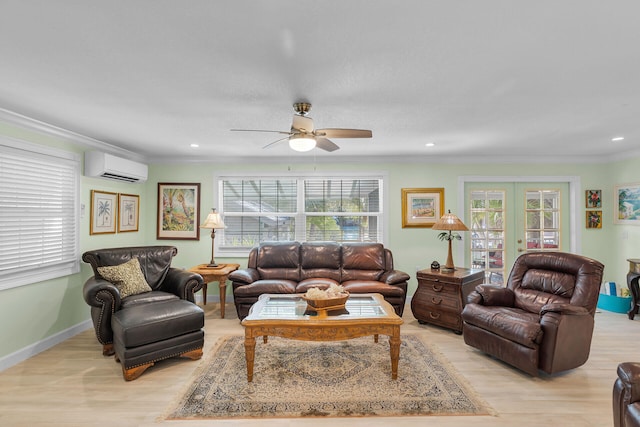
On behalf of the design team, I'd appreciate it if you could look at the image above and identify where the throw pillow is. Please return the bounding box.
[97,258,152,298]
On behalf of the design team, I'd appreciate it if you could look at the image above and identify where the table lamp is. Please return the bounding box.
[200,208,226,267]
[432,210,469,272]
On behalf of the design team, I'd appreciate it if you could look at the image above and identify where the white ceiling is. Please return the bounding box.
[1,1,639,163]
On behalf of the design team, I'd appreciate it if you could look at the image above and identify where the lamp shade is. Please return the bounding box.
[288,134,316,152]
[432,210,469,231]
[200,208,226,229]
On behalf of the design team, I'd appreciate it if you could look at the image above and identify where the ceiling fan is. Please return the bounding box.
[230,102,372,152]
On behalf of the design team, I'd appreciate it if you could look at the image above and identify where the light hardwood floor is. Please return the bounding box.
[0,302,637,427]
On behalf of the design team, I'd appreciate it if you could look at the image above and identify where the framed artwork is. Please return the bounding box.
[157,182,201,240]
[401,188,445,228]
[90,190,117,235]
[118,193,140,232]
[586,210,602,229]
[615,183,640,225]
[585,189,601,208]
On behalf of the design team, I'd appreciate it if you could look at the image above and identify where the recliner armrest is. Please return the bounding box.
[470,284,515,307]
[380,269,410,285]
[229,268,260,285]
[83,276,122,309]
[161,268,204,302]
[618,362,640,404]
[540,302,589,317]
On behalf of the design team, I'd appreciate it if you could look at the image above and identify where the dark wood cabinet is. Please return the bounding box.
[627,258,640,320]
[411,267,484,334]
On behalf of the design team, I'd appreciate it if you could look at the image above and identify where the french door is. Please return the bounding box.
[464,181,571,284]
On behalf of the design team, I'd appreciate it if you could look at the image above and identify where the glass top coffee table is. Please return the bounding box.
[241,293,403,382]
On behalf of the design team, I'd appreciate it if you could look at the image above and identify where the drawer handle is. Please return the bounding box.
[429,312,441,319]
[431,297,442,305]
[432,284,443,292]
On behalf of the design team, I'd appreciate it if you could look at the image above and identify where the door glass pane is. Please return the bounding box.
[469,190,506,284]
[524,189,560,251]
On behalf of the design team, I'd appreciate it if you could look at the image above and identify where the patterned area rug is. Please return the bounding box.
[166,334,493,419]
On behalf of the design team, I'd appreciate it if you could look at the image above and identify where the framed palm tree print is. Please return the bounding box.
[118,193,140,232]
[90,190,117,234]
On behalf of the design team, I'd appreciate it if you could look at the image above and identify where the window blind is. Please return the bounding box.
[218,175,383,251]
[0,140,80,289]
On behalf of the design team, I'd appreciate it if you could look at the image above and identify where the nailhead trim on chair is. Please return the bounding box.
[119,345,204,369]
[95,289,116,347]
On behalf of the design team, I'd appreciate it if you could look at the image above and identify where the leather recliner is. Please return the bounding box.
[82,246,204,356]
[614,362,640,427]
[461,251,604,376]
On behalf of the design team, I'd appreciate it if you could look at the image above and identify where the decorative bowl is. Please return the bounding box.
[302,293,349,311]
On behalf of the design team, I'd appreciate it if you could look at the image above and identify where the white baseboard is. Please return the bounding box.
[0,319,93,372]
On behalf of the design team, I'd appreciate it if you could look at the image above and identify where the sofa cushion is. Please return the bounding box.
[342,280,406,297]
[121,290,179,308]
[256,242,301,281]
[340,243,385,281]
[461,304,543,348]
[97,258,152,298]
[300,242,342,281]
[233,279,298,297]
[297,278,341,293]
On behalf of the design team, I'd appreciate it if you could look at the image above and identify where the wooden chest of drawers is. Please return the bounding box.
[411,267,484,334]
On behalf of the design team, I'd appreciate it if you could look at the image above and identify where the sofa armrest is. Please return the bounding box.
[83,276,122,309]
[618,363,640,404]
[380,269,410,285]
[161,268,204,302]
[229,268,260,285]
[469,284,515,307]
[540,302,589,317]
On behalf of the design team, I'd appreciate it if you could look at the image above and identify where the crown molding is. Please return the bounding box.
[0,108,145,162]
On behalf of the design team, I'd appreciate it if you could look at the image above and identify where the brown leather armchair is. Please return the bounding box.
[82,246,204,356]
[461,251,604,376]
[614,362,640,427]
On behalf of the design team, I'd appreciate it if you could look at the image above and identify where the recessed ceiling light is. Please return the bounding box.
[425,143,435,147]
[612,137,625,142]
[190,143,200,148]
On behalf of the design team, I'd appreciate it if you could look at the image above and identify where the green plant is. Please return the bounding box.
[437,231,462,242]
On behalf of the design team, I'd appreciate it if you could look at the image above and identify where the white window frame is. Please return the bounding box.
[0,137,81,290]
[215,171,388,257]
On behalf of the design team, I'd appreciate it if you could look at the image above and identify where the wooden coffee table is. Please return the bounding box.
[241,293,403,382]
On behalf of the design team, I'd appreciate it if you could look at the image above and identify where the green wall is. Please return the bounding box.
[0,116,637,364]
[148,159,623,294]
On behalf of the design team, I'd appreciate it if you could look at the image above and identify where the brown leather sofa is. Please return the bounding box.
[461,251,604,376]
[614,362,640,427]
[230,241,410,320]
[82,246,204,356]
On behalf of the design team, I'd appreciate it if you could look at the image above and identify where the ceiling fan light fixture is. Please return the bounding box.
[289,134,316,152]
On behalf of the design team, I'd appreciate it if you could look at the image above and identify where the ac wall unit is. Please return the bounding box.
[84,151,148,183]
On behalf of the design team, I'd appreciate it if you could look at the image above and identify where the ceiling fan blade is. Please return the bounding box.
[315,137,340,152]
[230,129,291,134]
[291,115,314,133]
[262,135,291,149]
[315,128,372,139]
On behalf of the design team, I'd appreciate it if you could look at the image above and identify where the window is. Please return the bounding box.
[218,174,384,252]
[0,137,80,290]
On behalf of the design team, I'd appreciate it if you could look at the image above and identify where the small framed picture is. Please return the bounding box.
[157,182,201,240]
[118,193,140,232]
[585,190,601,208]
[615,183,640,225]
[586,210,602,229]
[90,190,117,235]
[401,188,445,228]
